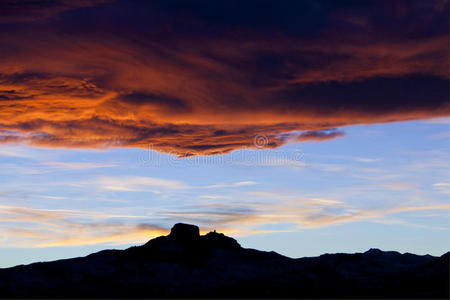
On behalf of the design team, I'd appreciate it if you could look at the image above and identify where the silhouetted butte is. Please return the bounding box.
[0,223,448,298]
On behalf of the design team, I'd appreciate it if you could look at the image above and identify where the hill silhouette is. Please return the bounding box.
[0,223,448,298]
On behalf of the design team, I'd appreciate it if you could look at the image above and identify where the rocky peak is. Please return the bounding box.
[143,224,240,251]
[167,223,240,250]
[202,230,240,249]
[365,248,383,254]
[169,223,200,242]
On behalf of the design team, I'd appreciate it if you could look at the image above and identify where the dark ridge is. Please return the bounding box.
[0,223,448,298]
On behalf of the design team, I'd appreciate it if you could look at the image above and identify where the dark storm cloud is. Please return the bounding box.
[0,0,111,23]
[0,0,448,155]
[294,129,346,142]
[114,92,192,114]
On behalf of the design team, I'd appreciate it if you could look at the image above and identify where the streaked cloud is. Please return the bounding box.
[354,157,382,163]
[232,181,259,187]
[289,129,345,142]
[380,182,417,191]
[199,195,232,200]
[201,181,260,189]
[0,0,447,156]
[161,198,450,236]
[433,182,450,194]
[96,176,189,191]
[0,204,168,247]
[429,131,450,139]
[0,0,112,23]
[44,161,117,169]
[1,189,449,247]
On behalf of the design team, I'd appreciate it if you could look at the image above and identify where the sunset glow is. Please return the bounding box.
[0,0,448,268]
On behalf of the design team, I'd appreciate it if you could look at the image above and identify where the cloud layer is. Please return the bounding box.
[0,0,448,155]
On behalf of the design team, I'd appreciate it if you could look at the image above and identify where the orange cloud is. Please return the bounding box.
[0,0,448,155]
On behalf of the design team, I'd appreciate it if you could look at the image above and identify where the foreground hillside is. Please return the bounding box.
[0,223,448,298]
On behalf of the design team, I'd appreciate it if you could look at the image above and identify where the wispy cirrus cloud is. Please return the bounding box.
[162,197,450,236]
[1,190,449,247]
[44,161,117,169]
[433,182,450,194]
[0,204,168,247]
[96,176,189,192]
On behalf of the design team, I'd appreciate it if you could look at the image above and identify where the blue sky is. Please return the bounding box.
[1,118,448,268]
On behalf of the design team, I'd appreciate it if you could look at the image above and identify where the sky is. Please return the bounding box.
[0,0,449,268]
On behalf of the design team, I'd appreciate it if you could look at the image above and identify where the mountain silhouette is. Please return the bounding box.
[0,223,448,298]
